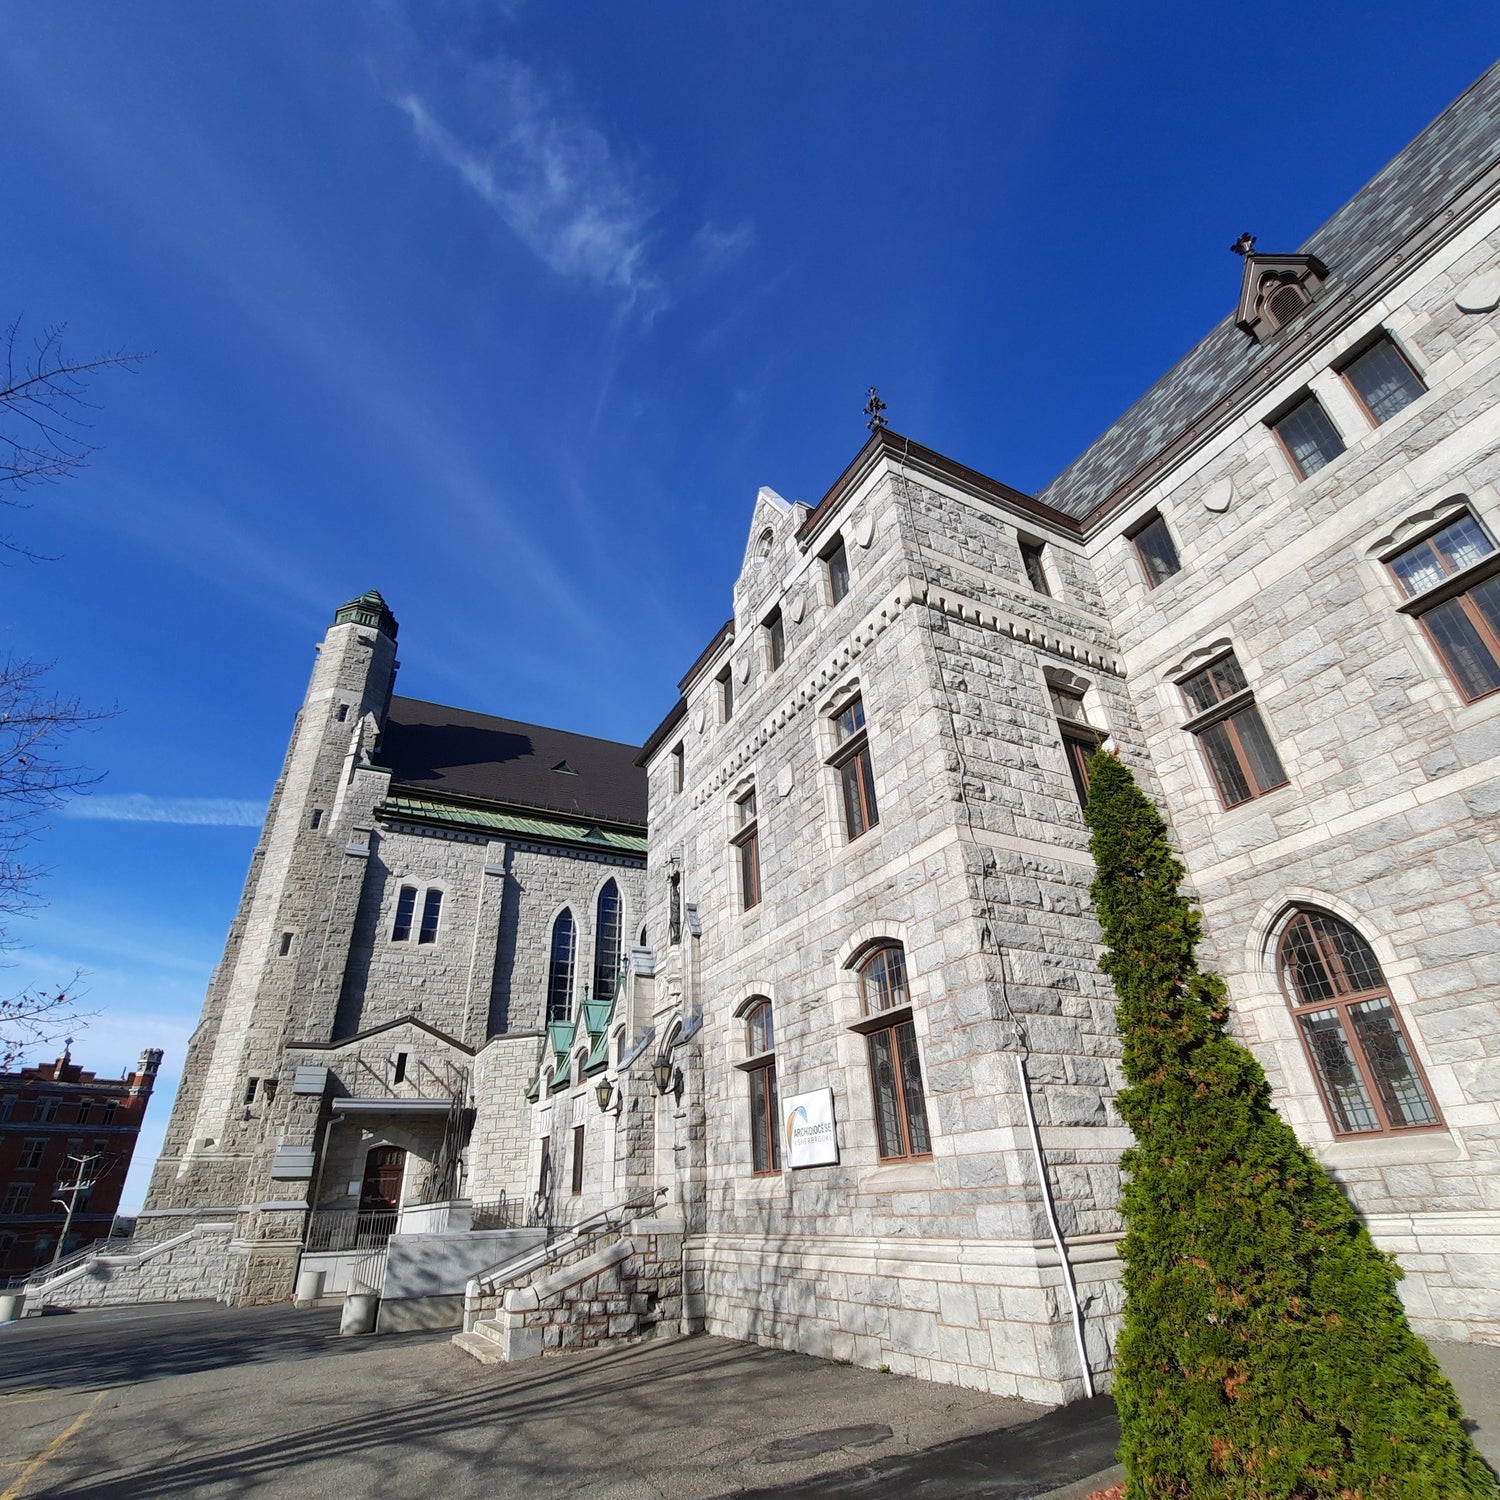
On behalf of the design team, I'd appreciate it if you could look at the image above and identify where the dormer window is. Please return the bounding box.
[1234,248,1328,341]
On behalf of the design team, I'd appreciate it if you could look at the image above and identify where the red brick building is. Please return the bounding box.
[0,1045,162,1276]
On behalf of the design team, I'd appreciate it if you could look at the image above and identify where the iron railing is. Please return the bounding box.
[304,1209,398,1252]
[469,1195,528,1231]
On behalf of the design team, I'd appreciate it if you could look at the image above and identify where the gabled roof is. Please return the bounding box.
[290,1014,474,1055]
[1038,62,1500,522]
[380,696,647,829]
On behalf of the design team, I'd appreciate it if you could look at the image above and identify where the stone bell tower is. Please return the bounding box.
[141,592,400,1271]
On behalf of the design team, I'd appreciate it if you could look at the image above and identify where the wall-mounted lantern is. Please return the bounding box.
[595,1077,614,1112]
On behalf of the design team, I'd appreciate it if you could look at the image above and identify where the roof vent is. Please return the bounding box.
[552,760,578,775]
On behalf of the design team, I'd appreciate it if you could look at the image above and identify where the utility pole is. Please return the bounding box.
[50,1152,100,1268]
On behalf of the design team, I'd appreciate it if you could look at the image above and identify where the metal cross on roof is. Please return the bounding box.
[863,387,888,431]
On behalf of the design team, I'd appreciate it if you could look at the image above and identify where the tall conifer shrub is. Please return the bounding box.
[1083,749,1495,1500]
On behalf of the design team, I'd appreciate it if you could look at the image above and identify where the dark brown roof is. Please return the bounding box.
[1038,62,1500,521]
[380,696,647,829]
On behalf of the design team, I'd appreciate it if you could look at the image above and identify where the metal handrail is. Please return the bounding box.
[461,1187,666,1332]
[17,1234,123,1291]
[305,1209,397,1252]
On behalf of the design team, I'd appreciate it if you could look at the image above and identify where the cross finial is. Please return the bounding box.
[1230,232,1256,257]
[863,387,888,431]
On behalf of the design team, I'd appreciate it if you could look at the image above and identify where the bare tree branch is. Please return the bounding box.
[1,317,148,559]
[0,977,96,1073]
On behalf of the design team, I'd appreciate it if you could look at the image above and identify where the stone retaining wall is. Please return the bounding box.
[25,1223,244,1312]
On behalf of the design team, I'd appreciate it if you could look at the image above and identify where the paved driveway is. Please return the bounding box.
[0,1303,1119,1498]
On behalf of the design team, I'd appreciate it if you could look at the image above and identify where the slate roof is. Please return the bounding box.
[1039,63,1500,522]
[380,696,647,829]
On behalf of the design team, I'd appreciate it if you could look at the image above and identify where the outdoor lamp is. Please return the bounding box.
[595,1077,614,1111]
[653,1058,674,1094]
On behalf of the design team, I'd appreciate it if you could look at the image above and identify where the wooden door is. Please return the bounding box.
[359,1146,406,1213]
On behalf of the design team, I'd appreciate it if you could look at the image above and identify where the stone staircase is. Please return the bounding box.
[452,1188,676,1366]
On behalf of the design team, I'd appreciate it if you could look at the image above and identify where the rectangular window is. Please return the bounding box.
[731,789,761,910]
[243,1078,259,1105]
[571,1124,585,1195]
[1271,395,1345,478]
[1129,515,1181,588]
[668,872,682,945]
[418,888,443,944]
[392,1052,408,1086]
[18,1139,45,1171]
[823,537,850,604]
[829,697,879,840]
[1342,337,1425,425]
[764,608,785,671]
[867,1019,931,1161]
[309,809,324,830]
[748,1063,780,1175]
[1180,654,1288,808]
[2,1185,31,1215]
[337,704,350,722]
[717,666,734,723]
[537,1137,552,1198]
[391,885,417,942]
[279,932,294,957]
[670,743,685,795]
[1387,513,1500,702]
[74,1100,92,1124]
[36,1097,59,1123]
[101,1101,117,1127]
[1020,539,1051,596]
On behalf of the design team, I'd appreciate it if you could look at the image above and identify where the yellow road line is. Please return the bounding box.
[0,1388,108,1500]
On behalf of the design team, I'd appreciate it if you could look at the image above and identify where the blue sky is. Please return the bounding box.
[1,4,1495,1210]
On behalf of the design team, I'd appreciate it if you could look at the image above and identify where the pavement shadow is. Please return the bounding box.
[735,1396,1121,1500]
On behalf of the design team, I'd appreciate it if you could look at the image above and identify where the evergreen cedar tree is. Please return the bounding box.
[1081,749,1496,1500]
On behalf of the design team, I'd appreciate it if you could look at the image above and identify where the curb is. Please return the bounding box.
[1032,1464,1125,1500]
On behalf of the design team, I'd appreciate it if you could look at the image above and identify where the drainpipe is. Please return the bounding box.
[1014,1052,1094,1399]
[306,1112,345,1234]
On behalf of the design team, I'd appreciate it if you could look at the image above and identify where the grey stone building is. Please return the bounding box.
[141,591,647,1304]
[145,64,1498,1400]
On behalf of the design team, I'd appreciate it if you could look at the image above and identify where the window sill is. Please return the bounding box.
[1314,1129,1460,1169]
[734,1052,775,1073]
[1209,779,1298,822]
[859,1157,935,1190]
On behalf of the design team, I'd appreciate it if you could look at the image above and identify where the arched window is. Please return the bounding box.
[742,999,778,1174]
[855,945,929,1160]
[547,910,577,1024]
[1277,910,1439,1135]
[593,880,622,1004]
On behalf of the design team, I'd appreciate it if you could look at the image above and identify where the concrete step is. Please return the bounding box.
[451,1329,506,1365]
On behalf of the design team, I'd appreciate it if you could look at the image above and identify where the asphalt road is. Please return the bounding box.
[0,1303,1120,1499]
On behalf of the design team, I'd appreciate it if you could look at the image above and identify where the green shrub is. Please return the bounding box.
[1083,749,1495,1500]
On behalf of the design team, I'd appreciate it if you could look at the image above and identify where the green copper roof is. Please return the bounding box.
[378,793,646,855]
[333,589,398,640]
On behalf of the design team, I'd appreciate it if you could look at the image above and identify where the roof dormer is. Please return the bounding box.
[1232,235,1328,341]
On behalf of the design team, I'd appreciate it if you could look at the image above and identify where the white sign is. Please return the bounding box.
[783,1087,838,1168]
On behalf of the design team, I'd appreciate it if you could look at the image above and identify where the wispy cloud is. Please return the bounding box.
[692,219,755,272]
[65,794,265,827]
[394,59,661,306]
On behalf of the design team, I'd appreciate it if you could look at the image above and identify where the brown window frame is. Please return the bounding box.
[1127,514,1181,589]
[570,1124,585,1195]
[763,607,786,671]
[1338,334,1426,427]
[742,1000,780,1176]
[731,789,761,910]
[823,535,851,605]
[1178,654,1289,809]
[1384,511,1500,705]
[853,946,930,1163]
[829,696,879,841]
[1019,538,1052,596]
[1277,910,1441,1138]
[1269,393,1346,480]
